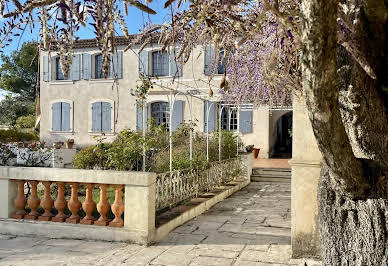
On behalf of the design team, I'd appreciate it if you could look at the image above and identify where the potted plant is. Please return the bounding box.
[253,148,260,159]
[245,145,254,153]
[53,142,63,149]
[66,139,74,149]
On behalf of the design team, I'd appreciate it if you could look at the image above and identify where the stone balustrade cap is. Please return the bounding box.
[0,166,156,186]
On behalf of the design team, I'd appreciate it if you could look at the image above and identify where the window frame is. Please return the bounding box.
[55,57,65,80]
[88,99,115,135]
[151,51,169,77]
[151,102,170,129]
[217,49,226,75]
[50,99,73,133]
[220,105,238,131]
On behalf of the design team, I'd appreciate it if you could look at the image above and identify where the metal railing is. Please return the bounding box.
[155,156,244,211]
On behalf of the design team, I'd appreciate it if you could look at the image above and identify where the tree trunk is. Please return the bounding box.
[302,0,388,263]
[319,163,388,265]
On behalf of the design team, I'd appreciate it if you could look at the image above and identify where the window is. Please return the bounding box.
[152,51,169,77]
[95,54,104,79]
[220,106,238,131]
[217,49,226,74]
[151,102,170,128]
[52,102,71,131]
[92,101,112,132]
[56,58,64,80]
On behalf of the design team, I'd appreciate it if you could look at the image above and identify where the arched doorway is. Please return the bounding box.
[272,111,292,158]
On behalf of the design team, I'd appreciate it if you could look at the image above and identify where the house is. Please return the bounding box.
[39,37,292,158]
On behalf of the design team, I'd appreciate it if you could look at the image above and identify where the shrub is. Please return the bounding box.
[72,123,244,173]
[0,129,39,143]
[16,115,35,128]
[72,142,112,170]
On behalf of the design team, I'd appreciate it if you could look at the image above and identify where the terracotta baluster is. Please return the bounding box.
[66,182,81,223]
[38,181,54,221]
[109,185,124,227]
[80,183,96,225]
[52,182,68,222]
[11,180,27,219]
[24,181,40,220]
[95,184,111,226]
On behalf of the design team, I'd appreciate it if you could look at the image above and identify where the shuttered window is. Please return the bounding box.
[219,104,252,133]
[95,54,105,79]
[152,51,169,77]
[56,58,64,80]
[92,101,112,132]
[204,46,227,75]
[52,102,71,132]
[151,102,170,129]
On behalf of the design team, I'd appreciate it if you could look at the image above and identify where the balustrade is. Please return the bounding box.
[10,180,123,227]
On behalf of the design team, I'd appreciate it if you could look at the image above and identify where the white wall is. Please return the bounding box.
[40,44,274,157]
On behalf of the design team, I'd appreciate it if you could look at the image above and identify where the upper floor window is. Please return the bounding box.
[92,101,112,132]
[56,58,65,80]
[217,49,226,74]
[204,47,227,75]
[95,54,108,79]
[152,51,169,77]
[52,102,71,132]
[151,102,170,128]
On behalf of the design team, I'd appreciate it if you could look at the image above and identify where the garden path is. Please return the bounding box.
[0,182,320,266]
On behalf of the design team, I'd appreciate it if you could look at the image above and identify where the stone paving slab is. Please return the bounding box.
[0,182,321,266]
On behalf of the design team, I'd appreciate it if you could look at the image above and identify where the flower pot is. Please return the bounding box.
[66,139,74,149]
[245,145,254,153]
[54,142,63,149]
[253,148,260,159]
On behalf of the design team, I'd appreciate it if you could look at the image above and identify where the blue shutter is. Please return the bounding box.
[136,102,148,131]
[139,51,149,76]
[101,102,112,132]
[169,48,182,77]
[67,54,79,81]
[92,102,102,132]
[43,56,49,81]
[61,102,71,131]
[203,101,216,132]
[82,53,92,79]
[204,46,215,75]
[239,110,253,133]
[171,100,184,131]
[111,51,123,79]
[52,102,62,131]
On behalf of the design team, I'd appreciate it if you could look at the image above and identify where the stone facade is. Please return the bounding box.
[39,40,291,158]
[289,96,322,258]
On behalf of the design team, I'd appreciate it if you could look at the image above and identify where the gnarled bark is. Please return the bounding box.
[301,0,369,197]
[319,163,388,266]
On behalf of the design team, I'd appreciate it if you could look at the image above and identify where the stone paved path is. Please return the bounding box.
[0,182,320,266]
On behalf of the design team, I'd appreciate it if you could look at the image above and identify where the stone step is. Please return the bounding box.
[251,176,291,183]
[252,168,291,176]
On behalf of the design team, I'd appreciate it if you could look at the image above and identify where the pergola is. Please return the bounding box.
[134,80,292,172]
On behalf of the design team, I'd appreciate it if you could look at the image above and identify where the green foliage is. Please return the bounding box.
[72,122,243,173]
[16,114,35,128]
[0,95,35,126]
[0,129,39,143]
[0,42,39,101]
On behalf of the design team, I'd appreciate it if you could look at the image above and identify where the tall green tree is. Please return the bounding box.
[0,95,34,126]
[0,42,39,102]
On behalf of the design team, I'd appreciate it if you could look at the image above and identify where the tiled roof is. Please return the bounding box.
[72,35,137,49]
